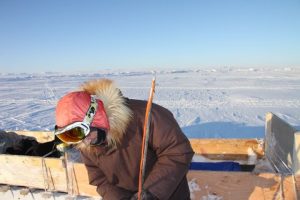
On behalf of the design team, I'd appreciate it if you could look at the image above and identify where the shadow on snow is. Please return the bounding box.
[182,121,264,139]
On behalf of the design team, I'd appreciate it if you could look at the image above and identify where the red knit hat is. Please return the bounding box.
[55,91,110,130]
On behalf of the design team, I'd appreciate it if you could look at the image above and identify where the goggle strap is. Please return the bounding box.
[83,95,98,126]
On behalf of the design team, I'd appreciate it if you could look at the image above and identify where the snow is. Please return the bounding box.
[188,178,201,199]
[247,148,258,165]
[0,66,300,199]
[0,67,300,138]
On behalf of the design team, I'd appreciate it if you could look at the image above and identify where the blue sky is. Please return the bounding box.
[0,0,299,73]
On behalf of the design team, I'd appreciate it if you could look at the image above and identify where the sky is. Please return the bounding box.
[0,0,300,73]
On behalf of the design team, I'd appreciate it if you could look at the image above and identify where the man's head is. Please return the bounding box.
[54,91,109,146]
[54,79,133,150]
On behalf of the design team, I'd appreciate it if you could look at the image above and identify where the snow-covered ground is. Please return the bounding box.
[0,67,300,139]
[0,67,299,199]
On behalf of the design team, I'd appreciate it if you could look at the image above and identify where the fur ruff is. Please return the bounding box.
[77,79,132,151]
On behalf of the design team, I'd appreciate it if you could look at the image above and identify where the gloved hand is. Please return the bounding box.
[130,190,158,200]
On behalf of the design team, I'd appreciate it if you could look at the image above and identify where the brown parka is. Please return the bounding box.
[78,80,194,200]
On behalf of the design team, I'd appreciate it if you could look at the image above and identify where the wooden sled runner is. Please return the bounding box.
[0,112,299,199]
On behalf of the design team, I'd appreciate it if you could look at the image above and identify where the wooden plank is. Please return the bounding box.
[73,163,98,196]
[14,131,54,143]
[0,155,66,192]
[189,138,264,160]
[187,171,296,200]
[0,154,97,196]
[0,154,297,199]
[12,131,264,160]
[294,175,300,199]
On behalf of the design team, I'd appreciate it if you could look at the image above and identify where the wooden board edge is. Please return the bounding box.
[0,154,297,199]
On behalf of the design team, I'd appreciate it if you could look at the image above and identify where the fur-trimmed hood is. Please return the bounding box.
[80,79,132,148]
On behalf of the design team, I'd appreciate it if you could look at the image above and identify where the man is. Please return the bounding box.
[54,79,194,200]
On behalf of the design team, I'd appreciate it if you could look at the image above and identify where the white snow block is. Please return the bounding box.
[265,112,300,174]
[293,131,300,174]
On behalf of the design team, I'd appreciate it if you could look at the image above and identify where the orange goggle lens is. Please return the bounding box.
[56,127,86,143]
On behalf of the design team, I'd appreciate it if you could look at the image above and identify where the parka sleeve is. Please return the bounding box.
[80,151,133,200]
[143,110,194,200]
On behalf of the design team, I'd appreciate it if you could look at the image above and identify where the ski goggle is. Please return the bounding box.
[54,95,98,144]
